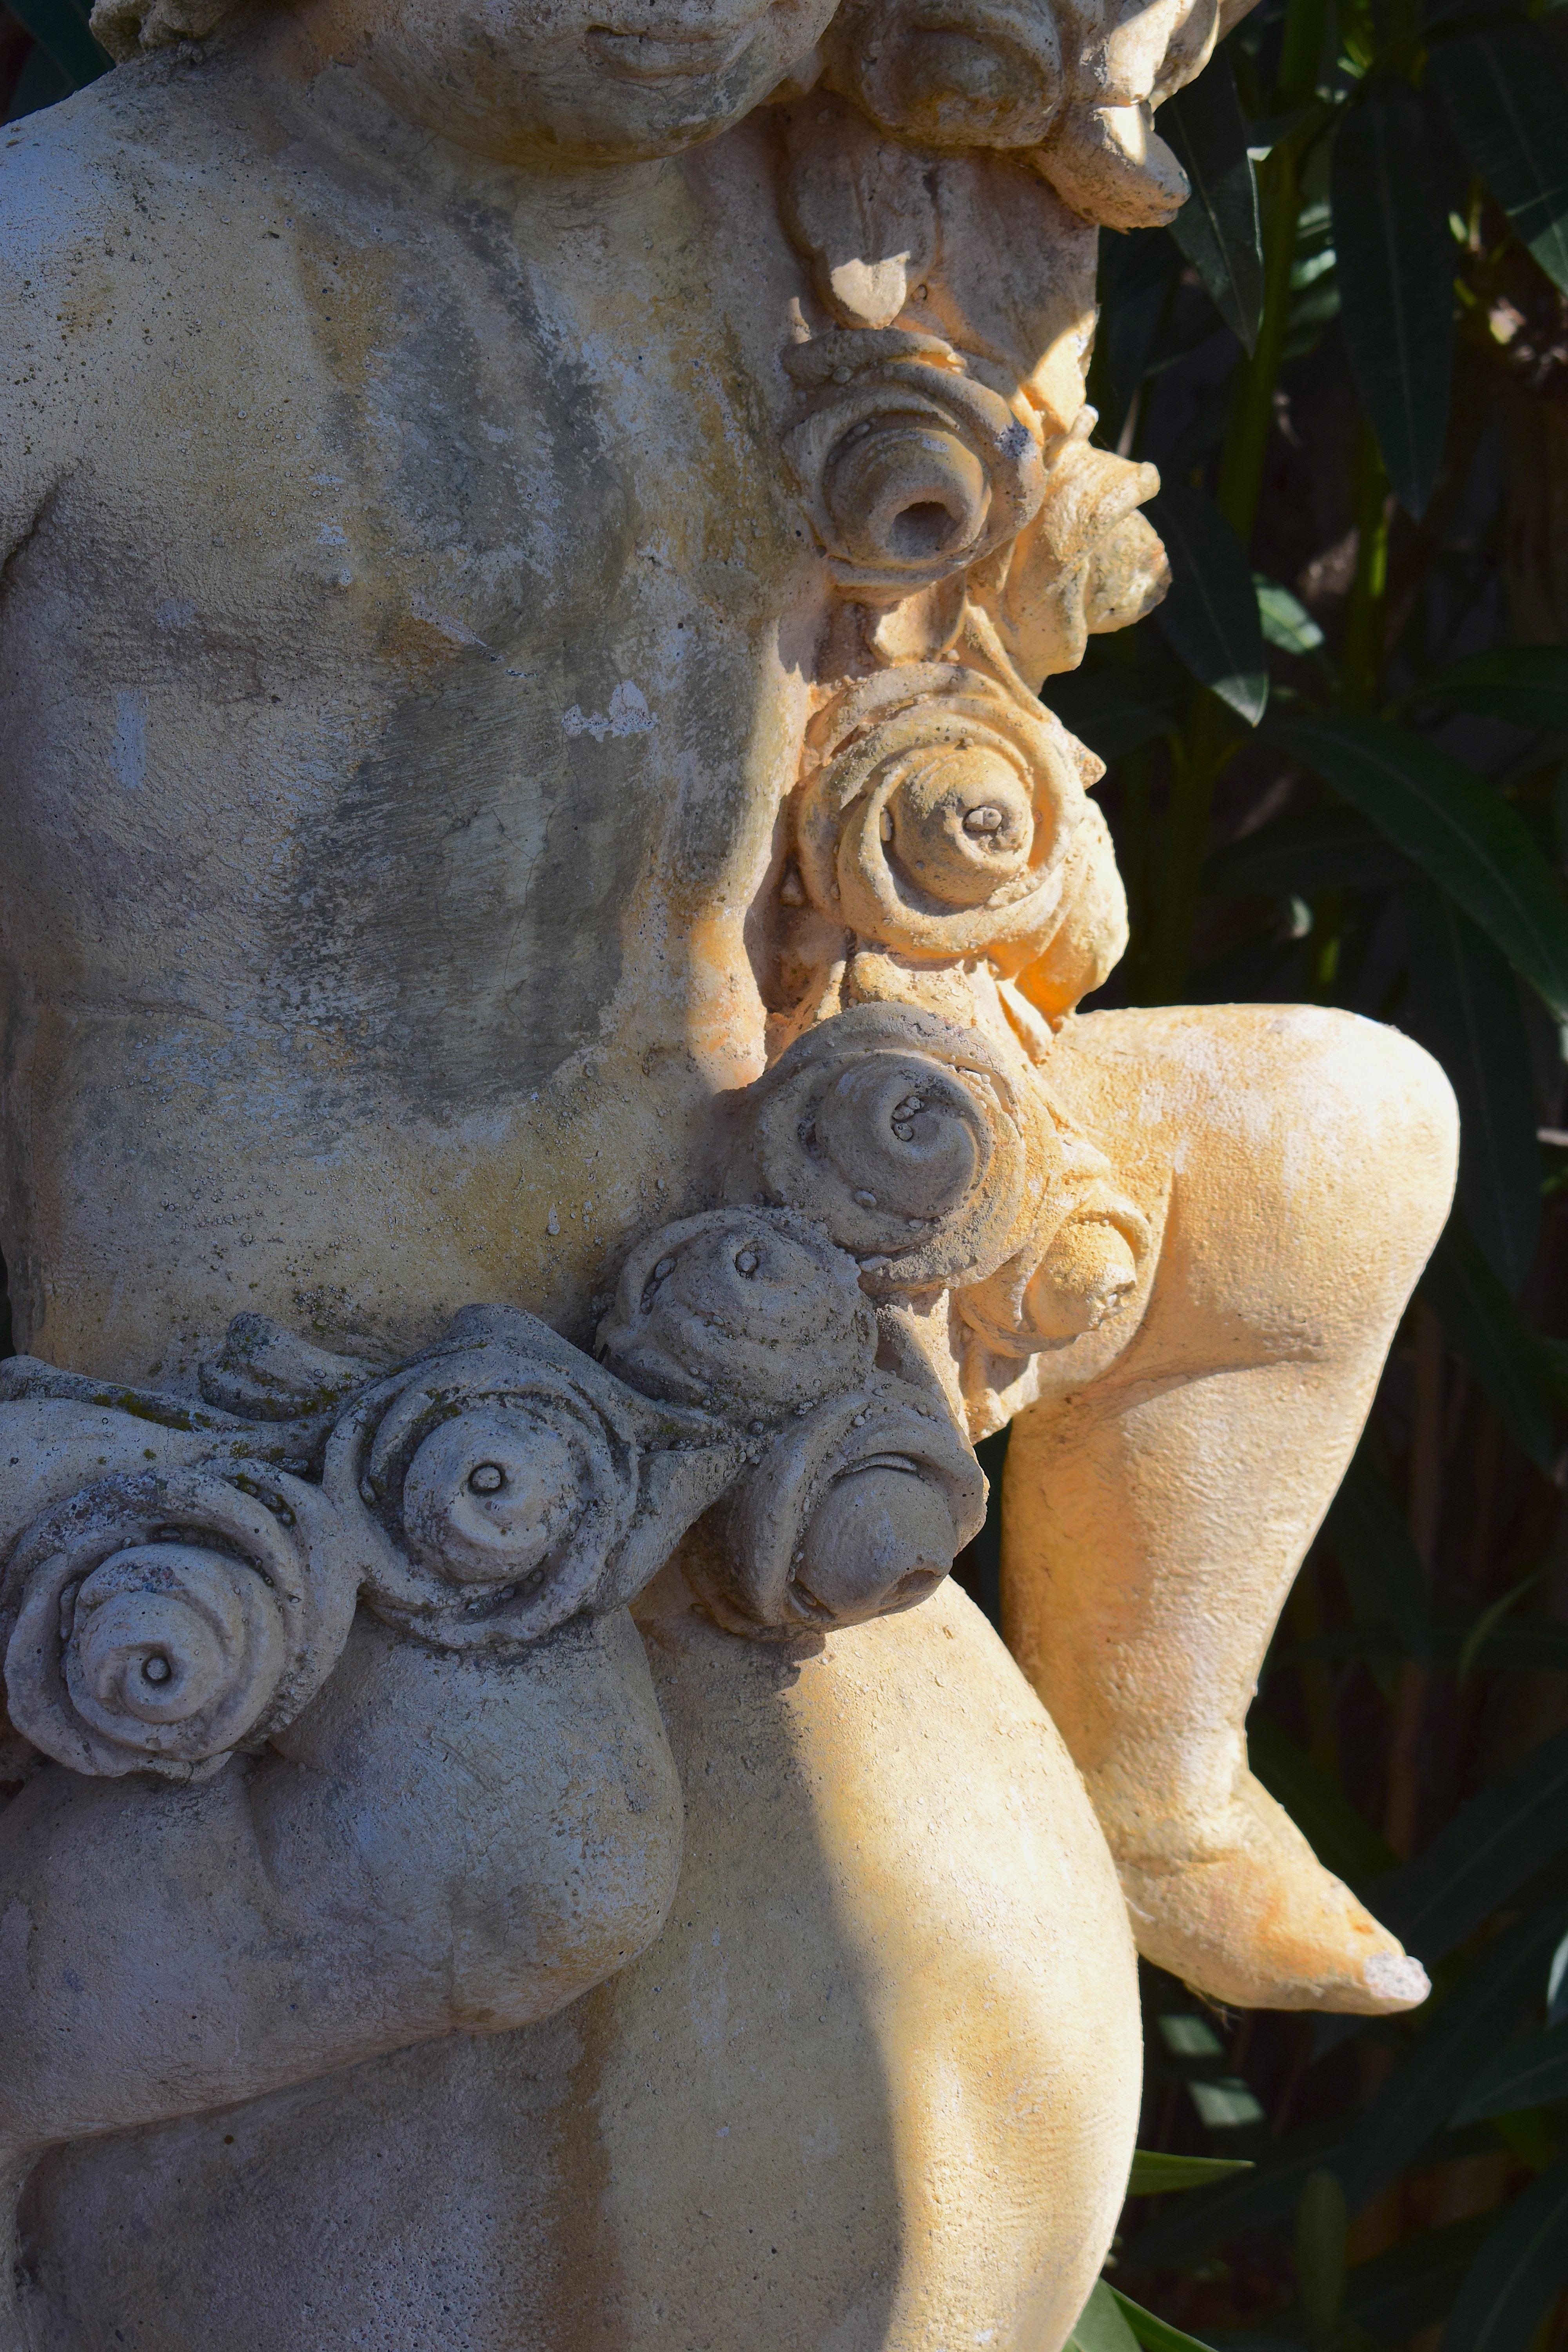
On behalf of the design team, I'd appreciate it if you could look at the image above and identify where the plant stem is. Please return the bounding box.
[1143,699,1233,1002]
[1216,138,1302,548]
[1341,424,1391,711]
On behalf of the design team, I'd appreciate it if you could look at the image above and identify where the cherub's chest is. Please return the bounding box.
[0,162,809,1061]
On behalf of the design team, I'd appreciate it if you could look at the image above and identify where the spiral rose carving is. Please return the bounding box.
[796,665,1089,972]
[323,1328,656,1650]
[956,1165,1152,1356]
[597,1209,877,1426]
[784,332,1045,599]
[1,1466,356,1780]
[730,1003,1054,1294]
[691,1382,987,1635]
[974,428,1167,683]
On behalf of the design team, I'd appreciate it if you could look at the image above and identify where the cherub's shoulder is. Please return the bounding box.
[0,50,240,259]
[0,53,273,541]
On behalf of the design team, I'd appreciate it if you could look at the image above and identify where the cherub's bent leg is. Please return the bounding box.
[1002,1003,1457,2012]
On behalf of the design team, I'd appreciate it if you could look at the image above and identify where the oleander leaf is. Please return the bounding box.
[1370,1727,1568,1961]
[1427,24,1568,294]
[1161,48,1265,354]
[1204,806,1410,897]
[1127,2125,1348,2268]
[1330,82,1455,517]
[1067,2278,1142,2352]
[1414,644,1568,733]
[1109,2285,1220,2352]
[1250,1715,1400,1885]
[1274,712,1568,1019]
[1337,1911,1566,2209]
[1420,1218,1557,1470]
[1452,2018,1568,2124]
[1149,486,1269,723]
[4,0,109,89]
[1321,1447,1434,1665]
[1440,2155,1568,2352]
[1126,2151,1256,2195]
[1255,575,1325,655]
[1047,668,1181,762]
[1405,886,1542,1294]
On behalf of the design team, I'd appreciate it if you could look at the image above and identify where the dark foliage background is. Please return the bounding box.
[7,0,1568,2345]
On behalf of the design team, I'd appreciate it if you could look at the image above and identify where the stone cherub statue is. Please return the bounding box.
[0,0,1457,2336]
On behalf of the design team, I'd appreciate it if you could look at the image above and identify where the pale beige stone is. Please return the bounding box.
[0,0,1456,2339]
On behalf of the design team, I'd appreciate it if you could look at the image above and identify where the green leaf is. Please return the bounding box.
[1342,2213,1500,2342]
[1250,1715,1400,1886]
[1452,2018,1568,2124]
[1414,645,1568,734]
[1161,48,1265,354]
[1330,82,1454,517]
[1371,1728,1568,1962]
[1048,668,1181,762]
[1440,2153,1568,2352]
[1255,575,1325,655]
[1405,887,1542,1294]
[4,0,110,89]
[1127,2151,1255,2195]
[1099,229,1182,418]
[1337,1910,1567,2209]
[1149,486,1269,723]
[1420,1217,1557,1470]
[1127,2124,1348,2268]
[1463,1615,1568,1676]
[1204,806,1410,898]
[1068,2279,1143,2352]
[1321,1448,1433,1666]
[1456,1571,1543,1686]
[1295,2169,1348,2342]
[1274,712,1568,1020]
[1109,2285,1220,2352]
[1427,24,1568,294]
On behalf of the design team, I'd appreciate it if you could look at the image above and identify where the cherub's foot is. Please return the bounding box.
[1111,1775,1429,2014]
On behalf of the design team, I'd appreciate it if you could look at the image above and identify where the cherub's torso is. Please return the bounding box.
[0,60,818,1380]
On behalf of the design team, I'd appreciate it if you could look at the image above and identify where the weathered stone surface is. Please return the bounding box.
[0,0,1456,2338]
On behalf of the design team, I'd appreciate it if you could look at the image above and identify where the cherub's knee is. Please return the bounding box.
[1066,1002,1458,1352]
[1268,1005,1457,1274]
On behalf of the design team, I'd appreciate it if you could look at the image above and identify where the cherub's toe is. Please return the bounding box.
[1113,1775,1429,2014]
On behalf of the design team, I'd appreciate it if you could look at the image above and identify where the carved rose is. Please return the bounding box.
[691,1381,987,1635]
[325,1323,654,1650]
[1,1466,357,1780]
[597,1208,877,1424]
[784,331,1046,599]
[971,423,1167,681]
[795,663,1090,970]
[955,1134,1152,1354]
[730,1002,1056,1293]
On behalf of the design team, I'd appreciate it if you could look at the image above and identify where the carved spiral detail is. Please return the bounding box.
[784,336,1045,598]
[1,1467,352,1780]
[597,1208,877,1425]
[693,1383,988,1635]
[797,665,1089,968]
[325,1342,644,1649]
[733,1004,1052,1293]
[956,1149,1152,1355]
